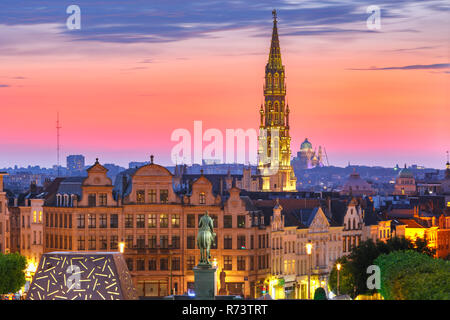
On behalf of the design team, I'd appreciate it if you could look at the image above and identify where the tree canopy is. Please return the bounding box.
[374,250,450,300]
[328,236,436,298]
[313,287,327,300]
[0,253,27,294]
[328,256,356,297]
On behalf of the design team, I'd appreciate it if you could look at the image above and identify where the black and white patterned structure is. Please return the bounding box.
[26,252,138,300]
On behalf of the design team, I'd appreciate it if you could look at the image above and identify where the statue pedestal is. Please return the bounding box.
[193,265,217,300]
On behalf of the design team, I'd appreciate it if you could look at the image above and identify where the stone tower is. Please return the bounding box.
[257,10,297,191]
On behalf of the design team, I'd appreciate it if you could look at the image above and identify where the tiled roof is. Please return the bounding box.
[397,218,427,229]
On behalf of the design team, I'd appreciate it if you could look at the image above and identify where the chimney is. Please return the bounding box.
[30,181,37,194]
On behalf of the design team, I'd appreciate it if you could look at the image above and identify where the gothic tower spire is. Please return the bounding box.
[268,9,282,70]
[257,10,296,192]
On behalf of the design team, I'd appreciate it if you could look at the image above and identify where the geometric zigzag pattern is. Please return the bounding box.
[26,252,138,300]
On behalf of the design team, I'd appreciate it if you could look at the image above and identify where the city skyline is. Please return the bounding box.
[0,1,449,169]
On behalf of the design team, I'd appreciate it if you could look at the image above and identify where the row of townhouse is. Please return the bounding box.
[5,159,448,299]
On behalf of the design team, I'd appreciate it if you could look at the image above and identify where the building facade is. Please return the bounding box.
[393,165,417,196]
[0,172,11,254]
[42,159,272,298]
[292,138,325,169]
[66,154,85,173]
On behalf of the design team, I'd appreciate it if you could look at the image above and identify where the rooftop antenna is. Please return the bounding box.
[56,112,62,177]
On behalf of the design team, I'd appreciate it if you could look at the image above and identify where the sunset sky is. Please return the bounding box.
[0,0,449,169]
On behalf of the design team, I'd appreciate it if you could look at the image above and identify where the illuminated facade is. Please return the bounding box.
[393,165,416,196]
[0,172,10,254]
[292,138,325,169]
[441,160,450,207]
[9,198,44,286]
[342,198,364,255]
[257,10,297,192]
[42,158,271,298]
[270,205,343,299]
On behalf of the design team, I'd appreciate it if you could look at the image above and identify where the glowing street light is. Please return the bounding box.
[118,241,125,253]
[306,242,312,255]
[306,242,313,299]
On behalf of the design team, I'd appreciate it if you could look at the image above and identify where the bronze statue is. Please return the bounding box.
[197,211,216,266]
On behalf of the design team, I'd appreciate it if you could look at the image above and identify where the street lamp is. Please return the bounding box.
[336,263,341,296]
[118,239,125,253]
[306,242,312,299]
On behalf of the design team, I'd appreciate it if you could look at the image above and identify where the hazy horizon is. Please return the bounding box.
[1,1,449,169]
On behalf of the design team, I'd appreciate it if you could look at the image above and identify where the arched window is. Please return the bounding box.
[63,194,69,207]
[199,192,206,204]
[267,73,272,88]
[274,73,279,88]
[56,194,62,207]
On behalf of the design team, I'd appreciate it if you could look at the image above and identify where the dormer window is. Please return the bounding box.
[63,194,69,207]
[199,192,206,204]
[148,189,157,203]
[56,194,62,207]
[88,193,96,207]
[136,190,145,204]
[99,193,107,206]
[71,194,76,207]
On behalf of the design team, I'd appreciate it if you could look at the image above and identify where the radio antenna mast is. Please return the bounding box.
[56,112,62,177]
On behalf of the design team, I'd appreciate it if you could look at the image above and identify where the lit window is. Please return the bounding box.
[136,190,145,204]
[148,214,156,228]
[171,214,180,228]
[160,214,168,228]
[199,192,206,204]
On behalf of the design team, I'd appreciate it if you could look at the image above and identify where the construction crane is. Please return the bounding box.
[323,147,330,167]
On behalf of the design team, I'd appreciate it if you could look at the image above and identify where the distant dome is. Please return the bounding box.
[398,165,414,178]
[340,169,374,196]
[300,138,312,150]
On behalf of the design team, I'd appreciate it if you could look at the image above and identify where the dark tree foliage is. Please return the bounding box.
[328,236,436,297]
[328,257,356,298]
[313,287,327,300]
[0,253,27,294]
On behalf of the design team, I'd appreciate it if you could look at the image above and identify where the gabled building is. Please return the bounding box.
[41,157,272,298]
[0,172,10,254]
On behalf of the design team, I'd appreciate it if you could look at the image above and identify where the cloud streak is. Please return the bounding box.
[0,0,446,44]
[348,63,450,70]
